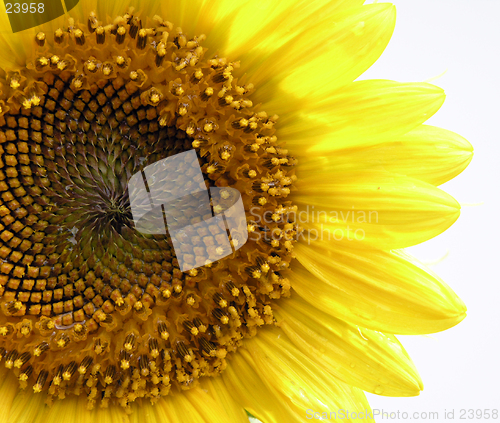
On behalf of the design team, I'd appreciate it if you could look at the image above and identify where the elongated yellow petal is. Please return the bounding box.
[151,386,236,423]
[211,0,366,58]
[282,80,445,153]
[244,326,371,419]
[275,294,423,396]
[293,245,466,334]
[293,171,460,249]
[297,124,473,186]
[0,366,131,423]
[386,125,473,185]
[248,4,396,113]
[222,349,301,423]
[9,389,49,423]
[0,368,23,423]
[204,377,250,423]
[0,363,242,423]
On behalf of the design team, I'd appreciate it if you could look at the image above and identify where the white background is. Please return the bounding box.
[253,0,499,422]
[362,0,500,422]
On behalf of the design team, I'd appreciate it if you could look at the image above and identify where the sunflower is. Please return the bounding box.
[0,0,472,422]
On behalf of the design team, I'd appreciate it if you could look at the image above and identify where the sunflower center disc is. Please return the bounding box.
[0,9,297,410]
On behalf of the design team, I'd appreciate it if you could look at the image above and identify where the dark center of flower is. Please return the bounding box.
[0,9,298,410]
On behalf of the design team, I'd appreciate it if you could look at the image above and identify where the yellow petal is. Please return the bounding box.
[297,124,473,186]
[293,171,460,249]
[204,377,250,423]
[275,294,423,396]
[222,348,300,423]
[282,80,445,153]
[0,364,241,423]
[293,245,467,334]
[247,4,395,113]
[244,326,371,419]
[212,0,366,60]
[0,368,26,423]
[151,386,237,423]
[385,125,473,186]
[10,392,49,423]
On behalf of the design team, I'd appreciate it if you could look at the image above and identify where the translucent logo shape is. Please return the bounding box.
[128,150,248,272]
[3,0,80,33]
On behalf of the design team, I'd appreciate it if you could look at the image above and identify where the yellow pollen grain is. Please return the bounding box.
[252,270,262,279]
[150,93,160,104]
